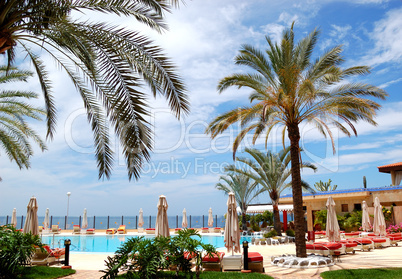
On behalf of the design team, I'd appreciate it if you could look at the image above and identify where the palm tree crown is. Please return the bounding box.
[216,172,259,230]
[225,147,316,234]
[0,0,189,180]
[206,23,387,257]
[0,66,46,179]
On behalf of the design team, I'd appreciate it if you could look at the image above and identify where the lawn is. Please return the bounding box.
[17,266,76,279]
[321,268,402,279]
[117,271,273,278]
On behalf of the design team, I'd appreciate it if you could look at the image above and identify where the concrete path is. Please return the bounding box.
[62,242,402,278]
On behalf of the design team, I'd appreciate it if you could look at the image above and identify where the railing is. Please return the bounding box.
[0,215,227,230]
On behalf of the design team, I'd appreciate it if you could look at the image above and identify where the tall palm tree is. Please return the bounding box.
[225,147,316,235]
[0,0,189,180]
[206,23,387,257]
[216,172,259,231]
[0,66,46,179]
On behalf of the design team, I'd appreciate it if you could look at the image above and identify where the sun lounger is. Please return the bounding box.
[343,232,360,239]
[314,231,326,238]
[174,228,181,233]
[86,228,95,234]
[117,225,127,234]
[201,227,209,233]
[214,227,222,233]
[73,225,80,234]
[39,226,43,233]
[247,252,264,272]
[202,251,225,271]
[145,228,155,234]
[369,237,391,248]
[31,245,64,266]
[351,238,374,251]
[106,228,117,234]
[339,240,358,254]
[306,242,344,256]
[51,225,61,234]
[387,233,402,246]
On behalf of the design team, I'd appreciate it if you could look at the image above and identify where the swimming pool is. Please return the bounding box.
[41,234,254,253]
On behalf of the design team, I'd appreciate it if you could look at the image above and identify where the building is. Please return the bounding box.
[278,186,402,231]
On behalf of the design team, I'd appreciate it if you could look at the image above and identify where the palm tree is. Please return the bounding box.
[314,179,337,191]
[225,147,316,235]
[0,0,189,180]
[0,66,46,179]
[216,172,259,231]
[206,23,387,257]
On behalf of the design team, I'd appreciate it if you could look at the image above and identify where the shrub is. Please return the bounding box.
[0,225,43,279]
[285,229,295,237]
[101,229,216,279]
[387,223,402,233]
[263,229,278,238]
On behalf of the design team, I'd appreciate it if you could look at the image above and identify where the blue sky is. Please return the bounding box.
[1,0,402,218]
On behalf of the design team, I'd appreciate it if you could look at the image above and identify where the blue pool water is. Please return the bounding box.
[41,234,254,253]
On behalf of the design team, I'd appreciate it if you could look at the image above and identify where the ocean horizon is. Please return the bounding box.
[0,212,293,230]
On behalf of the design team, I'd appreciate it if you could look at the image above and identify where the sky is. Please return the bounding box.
[1,0,402,218]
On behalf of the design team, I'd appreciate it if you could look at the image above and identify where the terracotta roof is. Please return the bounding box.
[378,162,402,173]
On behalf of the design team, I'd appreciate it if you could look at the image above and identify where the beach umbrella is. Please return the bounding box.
[82,208,88,229]
[43,208,50,230]
[361,201,371,232]
[224,192,240,255]
[138,208,144,228]
[326,196,340,242]
[155,195,170,237]
[373,197,386,236]
[11,208,17,227]
[23,196,39,235]
[182,208,188,228]
[208,207,213,227]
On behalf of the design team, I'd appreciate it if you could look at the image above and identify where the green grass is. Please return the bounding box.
[117,271,273,278]
[321,268,402,279]
[17,266,76,279]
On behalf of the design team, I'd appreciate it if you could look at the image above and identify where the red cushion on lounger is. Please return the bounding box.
[353,238,372,244]
[340,241,357,248]
[344,232,360,236]
[306,243,326,250]
[388,236,402,241]
[202,252,225,262]
[146,228,155,230]
[315,231,325,235]
[202,228,209,230]
[370,238,387,243]
[248,252,263,262]
[175,228,181,231]
[323,242,342,250]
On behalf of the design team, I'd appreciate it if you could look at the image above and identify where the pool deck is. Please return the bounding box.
[51,231,402,279]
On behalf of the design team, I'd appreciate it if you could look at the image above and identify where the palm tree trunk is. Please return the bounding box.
[272,201,282,235]
[287,123,307,257]
[242,212,248,231]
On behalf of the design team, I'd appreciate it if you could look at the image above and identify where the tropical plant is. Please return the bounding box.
[285,228,295,237]
[225,147,316,235]
[261,210,274,226]
[0,66,46,179]
[206,23,387,256]
[101,229,216,279]
[0,0,189,180]
[313,209,327,230]
[0,225,43,279]
[314,179,337,191]
[216,173,259,231]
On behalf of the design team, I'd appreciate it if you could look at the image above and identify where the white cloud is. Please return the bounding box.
[379,77,402,89]
[365,7,402,65]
